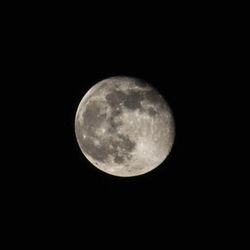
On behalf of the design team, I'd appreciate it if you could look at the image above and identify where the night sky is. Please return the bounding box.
[35,26,215,223]
[9,6,231,244]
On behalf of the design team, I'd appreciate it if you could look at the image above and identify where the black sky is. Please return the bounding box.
[8,6,234,243]
[32,23,217,220]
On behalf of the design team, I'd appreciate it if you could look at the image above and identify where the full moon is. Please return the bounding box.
[75,76,175,177]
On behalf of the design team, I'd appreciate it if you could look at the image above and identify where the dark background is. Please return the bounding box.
[7,4,238,245]
[34,22,218,228]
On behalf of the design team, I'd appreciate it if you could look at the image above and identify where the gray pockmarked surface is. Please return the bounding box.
[75,76,175,177]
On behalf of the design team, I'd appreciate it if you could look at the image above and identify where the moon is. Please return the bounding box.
[75,76,175,177]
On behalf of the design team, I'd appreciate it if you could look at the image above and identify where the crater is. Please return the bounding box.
[147,107,157,116]
[114,155,125,164]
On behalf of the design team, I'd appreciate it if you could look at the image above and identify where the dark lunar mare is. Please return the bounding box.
[105,90,126,106]
[123,91,144,110]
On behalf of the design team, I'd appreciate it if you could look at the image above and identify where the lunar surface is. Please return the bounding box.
[75,76,175,177]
